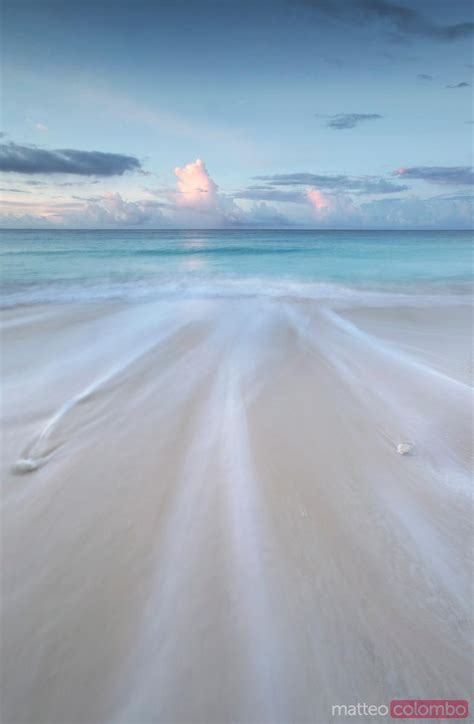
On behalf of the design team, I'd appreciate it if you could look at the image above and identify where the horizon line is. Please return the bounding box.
[0,227,472,233]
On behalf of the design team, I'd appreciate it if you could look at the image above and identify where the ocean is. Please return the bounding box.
[1,228,472,306]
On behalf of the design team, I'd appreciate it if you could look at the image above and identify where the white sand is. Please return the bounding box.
[1,296,472,723]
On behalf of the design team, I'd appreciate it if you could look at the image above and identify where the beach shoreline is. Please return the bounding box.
[1,293,472,723]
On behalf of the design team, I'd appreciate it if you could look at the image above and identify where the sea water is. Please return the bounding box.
[1,229,472,307]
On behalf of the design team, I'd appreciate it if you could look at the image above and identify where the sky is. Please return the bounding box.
[1,0,473,229]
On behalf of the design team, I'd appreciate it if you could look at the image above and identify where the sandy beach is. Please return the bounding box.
[1,294,472,723]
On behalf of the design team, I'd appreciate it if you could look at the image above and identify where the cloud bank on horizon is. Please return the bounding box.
[1,146,473,229]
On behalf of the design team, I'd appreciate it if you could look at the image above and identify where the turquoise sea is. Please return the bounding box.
[0,229,472,306]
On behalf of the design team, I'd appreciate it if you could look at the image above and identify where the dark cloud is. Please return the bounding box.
[429,192,474,202]
[355,178,409,194]
[233,186,306,203]
[0,142,142,176]
[394,166,474,185]
[319,54,345,67]
[254,173,408,194]
[0,187,30,194]
[357,0,474,40]
[381,49,418,63]
[417,73,433,81]
[317,113,383,130]
[21,179,102,188]
[301,0,474,41]
[446,81,470,88]
[57,180,102,187]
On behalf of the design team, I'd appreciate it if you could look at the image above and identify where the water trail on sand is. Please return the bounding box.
[216,312,291,722]
[114,302,290,723]
[283,301,472,609]
[107,297,472,720]
[2,295,472,722]
[10,302,214,474]
[284,302,471,465]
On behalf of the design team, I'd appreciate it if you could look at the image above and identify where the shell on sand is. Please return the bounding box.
[396,442,415,456]
[12,458,41,474]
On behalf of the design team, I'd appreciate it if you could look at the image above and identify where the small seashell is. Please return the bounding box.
[12,458,40,474]
[396,442,414,456]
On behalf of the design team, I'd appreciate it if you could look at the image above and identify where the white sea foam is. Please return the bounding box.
[1,274,471,310]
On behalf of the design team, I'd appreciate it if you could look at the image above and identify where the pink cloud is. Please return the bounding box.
[174,158,219,208]
[306,187,330,212]
[306,186,359,223]
[172,158,242,225]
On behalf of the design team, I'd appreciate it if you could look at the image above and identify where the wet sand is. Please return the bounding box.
[1,296,472,723]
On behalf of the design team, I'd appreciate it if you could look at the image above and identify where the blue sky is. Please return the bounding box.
[1,0,473,228]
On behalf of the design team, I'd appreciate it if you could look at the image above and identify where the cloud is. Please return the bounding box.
[0,142,142,176]
[0,187,31,194]
[319,54,345,68]
[0,190,167,227]
[150,163,296,226]
[306,188,328,211]
[2,190,472,230]
[1,157,471,230]
[301,0,474,41]
[0,213,56,229]
[65,192,164,226]
[359,194,473,228]
[318,113,383,130]
[254,172,408,194]
[417,73,433,81]
[172,158,241,224]
[446,81,470,88]
[86,193,163,225]
[304,187,473,229]
[27,119,48,132]
[356,0,474,40]
[232,186,307,203]
[236,202,293,227]
[174,158,219,207]
[0,159,292,229]
[394,166,474,185]
[306,188,360,222]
